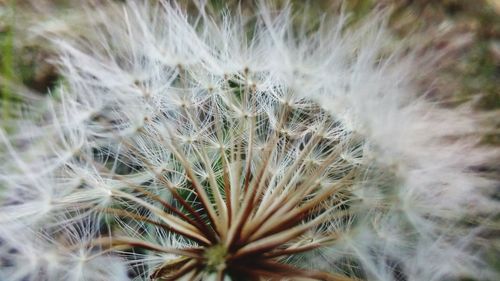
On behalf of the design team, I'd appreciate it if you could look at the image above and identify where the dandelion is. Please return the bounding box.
[0,1,498,281]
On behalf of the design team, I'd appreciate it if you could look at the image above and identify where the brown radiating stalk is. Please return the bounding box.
[180,103,229,239]
[85,113,221,243]
[232,211,333,258]
[91,236,203,258]
[259,139,346,219]
[101,207,209,245]
[225,99,292,248]
[149,257,192,280]
[230,261,354,281]
[247,148,355,241]
[111,189,211,245]
[239,131,323,240]
[213,96,233,227]
[125,124,219,239]
[263,242,324,258]
[163,124,222,237]
[82,146,219,243]
[151,258,199,280]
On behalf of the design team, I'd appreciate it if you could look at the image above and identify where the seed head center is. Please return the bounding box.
[204,244,228,272]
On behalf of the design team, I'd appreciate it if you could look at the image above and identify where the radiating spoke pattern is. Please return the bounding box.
[90,66,364,280]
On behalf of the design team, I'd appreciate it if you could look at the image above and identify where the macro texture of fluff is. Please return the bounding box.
[0,1,498,281]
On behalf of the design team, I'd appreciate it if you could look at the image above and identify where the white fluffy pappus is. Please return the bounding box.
[0,1,498,281]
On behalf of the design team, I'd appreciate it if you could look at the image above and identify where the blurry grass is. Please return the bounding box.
[0,0,15,126]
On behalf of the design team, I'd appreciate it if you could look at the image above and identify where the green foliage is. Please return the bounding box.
[0,0,16,125]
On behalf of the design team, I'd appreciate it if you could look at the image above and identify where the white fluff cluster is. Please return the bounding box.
[0,1,497,281]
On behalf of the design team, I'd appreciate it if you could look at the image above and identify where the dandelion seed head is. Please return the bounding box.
[0,1,498,281]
